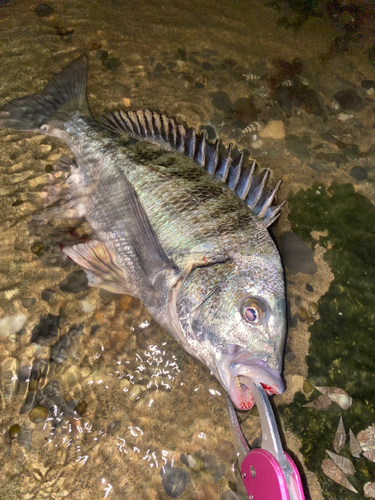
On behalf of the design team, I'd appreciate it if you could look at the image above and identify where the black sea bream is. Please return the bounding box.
[0,55,287,409]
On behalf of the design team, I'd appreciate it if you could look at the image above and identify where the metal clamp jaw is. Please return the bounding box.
[226,381,305,500]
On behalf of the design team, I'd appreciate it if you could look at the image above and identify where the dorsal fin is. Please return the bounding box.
[99,110,284,227]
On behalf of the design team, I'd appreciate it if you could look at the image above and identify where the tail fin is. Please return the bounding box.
[0,54,91,135]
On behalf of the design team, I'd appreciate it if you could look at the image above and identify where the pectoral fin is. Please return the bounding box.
[63,240,131,294]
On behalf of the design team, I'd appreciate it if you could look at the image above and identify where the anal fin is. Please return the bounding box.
[63,240,131,294]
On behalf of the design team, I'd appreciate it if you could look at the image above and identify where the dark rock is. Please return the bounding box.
[213,463,226,483]
[153,62,165,78]
[285,135,311,163]
[96,50,108,61]
[180,453,189,467]
[195,81,204,89]
[295,88,323,116]
[306,283,314,292]
[177,48,187,61]
[317,153,346,164]
[59,270,90,293]
[278,231,318,275]
[232,120,246,130]
[51,333,72,364]
[232,97,257,123]
[188,54,199,65]
[223,58,237,67]
[350,166,367,180]
[201,61,215,71]
[104,58,122,72]
[361,80,375,89]
[344,144,360,158]
[166,61,176,70]
[34,3,53,16]
[209,91,232,113]
[200,124,217,141]
[182,74,194,83]
[41,289,54,301]
[285,344,296,363]
[274,88,294,118]
[22,298,36,309]
[309,161,331,173]
[149,56,155,65]
[31,313,60,344]
[91,324,101,336]
[333,90,364,111]
[68,324,84,336]
[160,465,190,498]
[36,380,64,411]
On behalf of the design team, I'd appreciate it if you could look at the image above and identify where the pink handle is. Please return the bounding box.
[241,449,289,500]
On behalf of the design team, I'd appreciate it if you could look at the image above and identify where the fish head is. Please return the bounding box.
[176,250,286,410]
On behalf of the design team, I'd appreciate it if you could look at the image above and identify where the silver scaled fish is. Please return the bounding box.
[0,55,286,410]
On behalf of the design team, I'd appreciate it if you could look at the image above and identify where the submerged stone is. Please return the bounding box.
[350,166,367,181]
[29,405,48,423]
[34,3,53,16]
[9,424,20,439]
[160,465,190,498]
[285,135,311,163]
[59,270,90,293]
[104,58,122,72]
[333,90,364,111]
[31,313,60,344]
[209,91,232,113]
[278,231,318,275]
[0,313,27,336]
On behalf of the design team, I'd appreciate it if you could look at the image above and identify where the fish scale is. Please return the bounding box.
[0,54,287,411]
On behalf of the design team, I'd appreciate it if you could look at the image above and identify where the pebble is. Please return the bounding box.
[18,429,32,449]
[104,58,122,72]
[153,63,165,78]
[350,166,367,181]
[29,405,48,423]
[31,313,60,344]
[333,90,364,112]
[298,308,308,322]
[160,465,190,498]
[22,297,36,309]
[284,344,296,363]
[59,270,90,293]
[306,283,314,292]
[361,80,375,89]
[123,97,131,107]
[0,313,27,337]
[81,300,95,313]
[259,120,286,140]
[200,124,217,141]
[34,3,53,16]
[278,231,318,275]
[252,139,263,149]
[213,463,226,483]
[9,424,20,439]
[41,289,55,301]
[308,303,319,315]
[177,48,187,61]
[285,135,311,163]
[50,333,72,364]
[209,91,232,113]
[232,97,257,123]
[307,316,315,325]
[337,113,353,121]
[96,50,108,61]
[31,243,44,255]
[203,454,219,470]
[75,400,88,415]
[303,380,314,393]
[201,62,215,71]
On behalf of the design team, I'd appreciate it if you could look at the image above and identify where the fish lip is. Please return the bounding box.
[218,347,285,410]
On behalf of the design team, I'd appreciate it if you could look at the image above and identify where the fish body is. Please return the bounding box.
[0,55,286,409]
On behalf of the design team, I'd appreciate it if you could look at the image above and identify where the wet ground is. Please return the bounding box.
[1,0,375,499]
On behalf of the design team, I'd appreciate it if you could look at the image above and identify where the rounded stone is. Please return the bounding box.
[307,316,315,325]
[75,400,88,415]
[278,231,318,275]
[160,465,190,498]
[350,166,367,181]
[303,380,314,393]
[298,308,308,322]
[34,3,53,16]
[9,424,20,439]
[308,302,319,315]
[29,405,48,423]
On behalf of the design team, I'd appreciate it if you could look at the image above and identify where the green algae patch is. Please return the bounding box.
[280,183,375,498]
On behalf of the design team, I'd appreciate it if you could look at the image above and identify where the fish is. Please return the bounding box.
[0,54,287,410]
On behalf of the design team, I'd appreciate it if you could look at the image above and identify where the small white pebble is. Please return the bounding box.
[367,87,374,96]
[316,190,321,195]
[81,301,95,313]
[338,312,342,316]
[337,113,353,122]
[0,313,27,337]
[252,139,263,149]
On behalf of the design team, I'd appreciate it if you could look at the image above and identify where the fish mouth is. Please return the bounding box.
[218,345,285,410]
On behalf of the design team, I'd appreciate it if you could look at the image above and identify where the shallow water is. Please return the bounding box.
[1,0,375,499]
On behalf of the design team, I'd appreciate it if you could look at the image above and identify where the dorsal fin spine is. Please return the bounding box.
[100,110,284,227]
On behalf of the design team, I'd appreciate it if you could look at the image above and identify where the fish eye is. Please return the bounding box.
[240,297,268,325]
